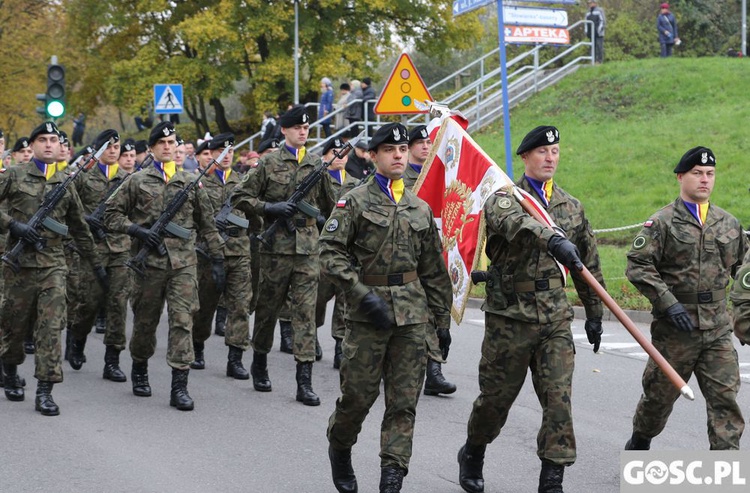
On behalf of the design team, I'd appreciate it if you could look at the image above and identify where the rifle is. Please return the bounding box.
[125,146,231,277]
[215,191,249,242]
[87,154,154,241]
[2,141,110,273]
[257,132,363,248]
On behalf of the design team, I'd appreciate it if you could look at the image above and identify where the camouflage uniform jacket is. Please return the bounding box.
[200,170,250,257]
[483,176,604,323]
[103,164,224,270]
[329,172,359,201]
[402,164,421,190]
[77,165,131,255]
[318,178,452,329]
[232,145,335,255]
[628,197,744,330]
[0,160,100,268]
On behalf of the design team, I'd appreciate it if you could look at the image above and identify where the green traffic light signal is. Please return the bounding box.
[46,57,65,118]
[47,100,65,118]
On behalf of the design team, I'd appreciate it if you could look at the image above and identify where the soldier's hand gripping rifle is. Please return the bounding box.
[2,141,110,273]
[257,132,364,249]
[86,154,154,241]
[125,146,231,277]
[195,191,249,261]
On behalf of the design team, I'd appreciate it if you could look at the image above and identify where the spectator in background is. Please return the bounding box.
[72,112,86,147]
[260,111,277,142]
[335,83,351,132]
[657,3,679,58]
[318,77,334,137]
[183,141,199,172]
[345,139,374,180]
[586,0,606,64]
[360,78,377,136]
[345,79,363,133]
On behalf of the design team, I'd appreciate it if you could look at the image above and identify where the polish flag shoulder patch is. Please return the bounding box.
[336,199,347,208]
[644,220,654,227]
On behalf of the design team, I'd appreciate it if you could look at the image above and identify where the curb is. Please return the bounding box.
[466,297,652,324]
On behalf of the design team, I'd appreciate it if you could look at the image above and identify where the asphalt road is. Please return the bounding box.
[2,304,750,493]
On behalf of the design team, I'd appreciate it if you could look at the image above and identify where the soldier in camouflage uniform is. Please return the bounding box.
[320,123,452,493]
[11,137,33,166]
[103,122,225,412]
[67,129,132,383]
[191,133,252,379]
[458,126,604,493]
[0,121,107,416]
[232,105,335,406]
[625,146,745,451]
[315,137,358,369]
[403,125,456,396]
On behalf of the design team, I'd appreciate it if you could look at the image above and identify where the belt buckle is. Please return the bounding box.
[226,228,240,237]
[295,218,306,227]
[535,279,549,291]
[387,273,403,285]
[698,292,712,303]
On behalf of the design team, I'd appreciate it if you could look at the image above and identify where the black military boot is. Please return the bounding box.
[35,381,59,416]
[315,334,323,361]
[250,351,272,392]
[68,336,87,370]
[279,320,293,354]
[329,444,358,493]
[170,368,194,411]
[424,359,457,396]
[538,460,564,493]
[190,341,205,370]
[131,361,152,397]
[214,306,227,336]
[94,308,107,334]
[458,442,486,493]
[103,346,127,382]
[24,333,35,355]
[624,432,652,450]
[379,467,405,493]
[2,363,25,402]
[333,338,343,370]
[295,361,320,406]
[226,346,250,380]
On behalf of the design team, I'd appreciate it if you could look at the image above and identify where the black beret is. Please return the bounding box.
[208,132,235,150]
[134,140,148,154]
[408,125,429,146]
[195,140,210,154]
[12,137,30,153]
[368,123,409,151]
[29,121,61,142]
[69,145,94,164]
[516,125,559,155]
[258,138,280,154]
[148,121,176,146]
[121,138,136,155]
[58,131,68,146]
[93,129,120,151]
[674,146,716,173]
[279,105,310,128]
[176,134,185,147]
[322,137,346,155]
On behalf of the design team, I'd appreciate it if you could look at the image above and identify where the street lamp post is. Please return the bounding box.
[294,0,300,104]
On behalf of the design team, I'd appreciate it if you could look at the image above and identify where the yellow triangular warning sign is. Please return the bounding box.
[374,53,433,115]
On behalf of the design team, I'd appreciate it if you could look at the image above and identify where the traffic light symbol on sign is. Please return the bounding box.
[374,53,433,115]
[46,62,65,118]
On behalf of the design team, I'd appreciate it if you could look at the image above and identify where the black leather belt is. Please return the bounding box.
[363,271,418,286]
[514,278,564,293]
[674,290,725,304]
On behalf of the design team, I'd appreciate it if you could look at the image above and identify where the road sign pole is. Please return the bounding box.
[497,1,514,179]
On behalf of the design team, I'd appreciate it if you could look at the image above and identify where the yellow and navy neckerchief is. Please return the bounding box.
[34,158,57,180]
[374,173,404,204]
[154,160,176,182]
[97,163,120,181]
[328,169,346,185]
[285,144,306,163]
[215,168,232,185]
[408,163,423,174]
[683,200,709,226]
[525,175,554,207]
[56,161,68,173]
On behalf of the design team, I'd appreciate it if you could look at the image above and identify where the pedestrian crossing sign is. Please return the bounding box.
[154,84,184,114]
[374,53,432,115]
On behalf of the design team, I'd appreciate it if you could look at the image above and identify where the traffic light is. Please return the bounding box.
[45,57,65,118]
[35,93,47,117]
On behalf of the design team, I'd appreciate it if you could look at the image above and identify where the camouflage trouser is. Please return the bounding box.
[65,245,80,324]
[327,320,427,471]
[193,255,251,350]
[249,236,260,314]
[70,253,131,350]
[0,266,67,382]
[467,314,576,465]
[279,292,292,322]
[632,320,744,449]
[130,264,198,370]
[315,274,347,340]
[253,253,317,362]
